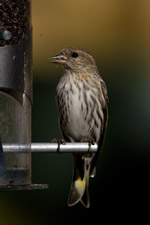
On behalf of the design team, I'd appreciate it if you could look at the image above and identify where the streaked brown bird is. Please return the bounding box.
[51,47,108,208]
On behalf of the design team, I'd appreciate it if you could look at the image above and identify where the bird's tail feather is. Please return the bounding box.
[68,156,90,208]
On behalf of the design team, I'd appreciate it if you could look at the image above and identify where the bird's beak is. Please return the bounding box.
[49,54,67,64]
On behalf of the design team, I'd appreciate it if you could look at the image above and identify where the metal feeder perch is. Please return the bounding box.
[0,0,97,191]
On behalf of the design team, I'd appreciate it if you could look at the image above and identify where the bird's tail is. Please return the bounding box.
[68,155,91,208]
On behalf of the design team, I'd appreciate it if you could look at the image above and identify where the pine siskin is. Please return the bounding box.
[51,47,108,208]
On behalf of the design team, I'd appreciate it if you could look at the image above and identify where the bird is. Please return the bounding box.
[51,47,108,208]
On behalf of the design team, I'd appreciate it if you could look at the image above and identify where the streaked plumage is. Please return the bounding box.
[51,47,108,208]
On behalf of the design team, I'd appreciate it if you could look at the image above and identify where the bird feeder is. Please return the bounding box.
[0,0,97,191]
[0,0,47,190]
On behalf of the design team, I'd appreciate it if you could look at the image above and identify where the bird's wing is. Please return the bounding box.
[90,80,108,175]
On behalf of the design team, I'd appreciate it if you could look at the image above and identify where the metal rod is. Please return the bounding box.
[2,143,98,153]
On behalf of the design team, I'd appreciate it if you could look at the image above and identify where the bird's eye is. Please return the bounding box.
[71,52,78,58]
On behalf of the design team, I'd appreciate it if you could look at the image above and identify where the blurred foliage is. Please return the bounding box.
[0,0,149,224]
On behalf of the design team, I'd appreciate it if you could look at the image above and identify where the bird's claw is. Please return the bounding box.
[88,140,95,154]
[51,138,66,154]
[80,138,95,155]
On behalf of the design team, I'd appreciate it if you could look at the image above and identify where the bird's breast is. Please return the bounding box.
[64,81,89,141]
[56,75,103,142]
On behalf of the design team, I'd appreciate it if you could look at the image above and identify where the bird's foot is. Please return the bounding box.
[80,138,95,155]
[88,140,95,155]
[51,138,66,154]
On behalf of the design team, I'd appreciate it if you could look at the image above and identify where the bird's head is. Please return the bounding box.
[50,47,98,73]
